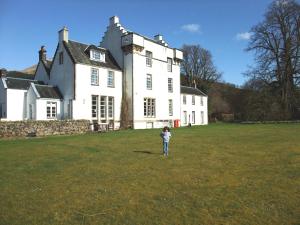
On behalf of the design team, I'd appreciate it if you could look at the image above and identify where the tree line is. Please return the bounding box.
[181,0,300,121]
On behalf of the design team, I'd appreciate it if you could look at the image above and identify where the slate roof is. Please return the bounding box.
[4,77,43,90]
[6,71,35,80]
[42,60,52,74]
[63,40,121,71]
[181,86,207,96]
[34,84,63,99]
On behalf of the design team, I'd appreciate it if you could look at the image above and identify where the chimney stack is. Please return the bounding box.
[154,34,163,41]
[110,16,119,26]
[0,68,7,77]
[39,46,47,61]
[59,26,69,43]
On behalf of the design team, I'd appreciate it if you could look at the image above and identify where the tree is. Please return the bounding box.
[181,45,222,87]
[246,0,300,119]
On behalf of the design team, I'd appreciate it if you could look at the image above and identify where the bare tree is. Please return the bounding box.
[181,45,222,86]
[246,0,300,119]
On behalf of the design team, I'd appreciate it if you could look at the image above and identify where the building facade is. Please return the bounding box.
[0,16,208,129]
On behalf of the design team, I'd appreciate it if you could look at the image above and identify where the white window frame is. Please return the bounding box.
[169,99,173,116]
[146,51,152,67]
[91,95,98,119]
[91,50,105,62]
[192,111,195,124]
[108,96,114,118]
[167,58,172,72]
[183,111,187,124]
[91,68,99,86]
[144,98,156,117]
[146,74,152,90]
[107,71,115,88]
[47,102,57,119]
[183,95,186,105]
[192,95,195,105]
[200,96,203,106]
[100,96,107,119]
[168,78,173,93]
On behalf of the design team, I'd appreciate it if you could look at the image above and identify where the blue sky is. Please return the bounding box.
[0,0,275,85]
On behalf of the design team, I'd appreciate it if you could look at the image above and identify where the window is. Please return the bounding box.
[192,95,195,105]
[47,102,57,119]
[29,104,33,120]
[146,74,152,90]
[91,95,98,119]
[107,71,115,87]
[183,95,186,104]
[59,52,63,64]
[192,111,195,124]
[167,58,172,72]
[200,96,203,106]
[68,99,72,119]
[144,98,156,117]
[100,96,107,119]
[168,78,173,93]
[183,111,187,124]
[146,51,152,67]
[108,97,114,118]
[201,111,204,124]
[91,68,99,85]
[91,50,105,62]
[169,99,173,116]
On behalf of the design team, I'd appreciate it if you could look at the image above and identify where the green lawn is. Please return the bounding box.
[0,124,300,225]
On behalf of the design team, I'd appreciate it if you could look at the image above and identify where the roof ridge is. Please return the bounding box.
[5,77,36,81]
[69,39,107,50]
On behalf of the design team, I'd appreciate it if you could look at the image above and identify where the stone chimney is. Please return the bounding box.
[0,68,7,77]
[39,46,47,61]
[154,34,163,41]
[109,16,120,26]
[59,26,69,43]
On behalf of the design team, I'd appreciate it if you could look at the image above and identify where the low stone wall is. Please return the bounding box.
[0,120,91,138]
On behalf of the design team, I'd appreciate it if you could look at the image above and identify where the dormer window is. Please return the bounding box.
[91,50,105,62]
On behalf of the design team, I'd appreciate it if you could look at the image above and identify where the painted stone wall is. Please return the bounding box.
[0,120,90,138]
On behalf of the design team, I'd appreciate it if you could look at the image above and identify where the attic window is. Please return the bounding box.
[91,50,105,62]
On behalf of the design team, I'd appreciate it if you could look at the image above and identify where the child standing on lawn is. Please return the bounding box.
[160,126,172,156]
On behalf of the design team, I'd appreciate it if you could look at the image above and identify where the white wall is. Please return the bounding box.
[6,89,27,121]
[180,94,208,126]
[72,64,122,128]
[49,42,74,119]
[130,39,181,129]
[34,61,50,84]
[35,99,62,120]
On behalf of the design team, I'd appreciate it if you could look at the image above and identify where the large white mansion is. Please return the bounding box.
[0,16,208,129]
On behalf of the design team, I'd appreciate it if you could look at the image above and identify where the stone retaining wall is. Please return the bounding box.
[0,120,91,138]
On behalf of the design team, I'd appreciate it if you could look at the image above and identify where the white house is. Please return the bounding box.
[0,16,208,129]
[180,86,208,126]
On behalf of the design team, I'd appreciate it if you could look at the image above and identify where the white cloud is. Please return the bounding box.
[181,24,201,33]
[236,32,252,41]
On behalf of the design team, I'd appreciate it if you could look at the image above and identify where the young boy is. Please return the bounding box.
[160,126,172,156]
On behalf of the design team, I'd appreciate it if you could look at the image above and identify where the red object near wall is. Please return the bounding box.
[174,119,180,128]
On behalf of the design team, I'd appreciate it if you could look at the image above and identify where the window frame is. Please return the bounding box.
[144,98,156,118]
[46,102,57,119]
[146,51,152,67]
[183,95,186,104]
[192,111,195,124]
[192,95,195,105]
[169,99,173,116]
[107,71,115,88]
[146,74,152,90]
[91,50,105,62]
[59,52,63,65]
[91,95,98,119]
[168,78,173,93]
[167,57,172,72]
[91,68,99,86]
[183,111,187,124]
[108,96,114,118]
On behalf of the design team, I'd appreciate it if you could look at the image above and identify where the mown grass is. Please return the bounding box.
[0,124,299,225]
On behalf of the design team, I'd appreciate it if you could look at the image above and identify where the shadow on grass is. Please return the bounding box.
[133,150,161,155]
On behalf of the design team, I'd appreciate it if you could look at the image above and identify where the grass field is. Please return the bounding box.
[0,124,300,225]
